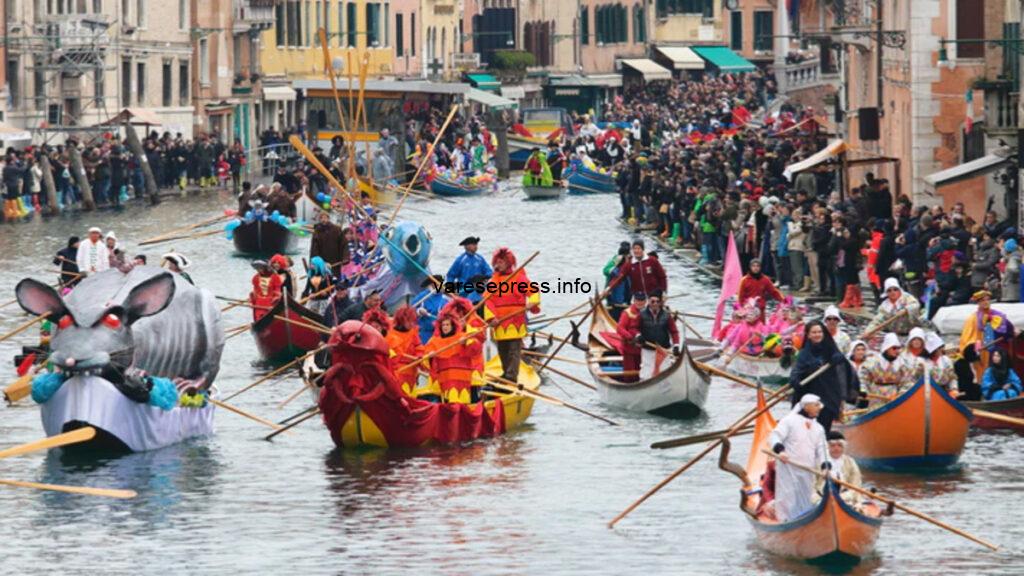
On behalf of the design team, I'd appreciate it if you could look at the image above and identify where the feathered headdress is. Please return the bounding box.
[434,307,464,333]
[440,296,475,319]
[492,247,517,268]
[392,305,418,331]
[362,308,392,333]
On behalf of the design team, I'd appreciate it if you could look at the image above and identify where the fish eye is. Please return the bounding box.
[101,314,122,329]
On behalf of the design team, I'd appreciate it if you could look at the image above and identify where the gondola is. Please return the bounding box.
[232,218,297,256]
[523,184,564,200]
[251,295,325,364]
[307,320,540,449]
[429,175,488,197]
[964,395,1024,432]
[585,299,710,418]
[718,389,884,563]
[839,377,972,470]
[565,166,616,195]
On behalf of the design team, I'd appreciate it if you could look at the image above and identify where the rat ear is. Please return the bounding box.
[15,279,66,318]
[124,272,176,324]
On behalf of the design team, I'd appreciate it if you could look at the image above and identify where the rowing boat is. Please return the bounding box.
[840,377,972,470]
[523,184,564,200]
[723,352,791,384]
[313,321,538,449]
[586,299,710,418]
[430,175,488,197]
[565,166,616,194]
[719,389,884,563]
[964,395,1024,432]
[251,296,325,364]
[232,219,297,256]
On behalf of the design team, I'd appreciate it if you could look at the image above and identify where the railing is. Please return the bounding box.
[988,88,1019,133]
[235,0,276,25]
[778,58,826,94]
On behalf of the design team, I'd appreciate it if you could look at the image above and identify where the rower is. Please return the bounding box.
[249,260,282,318]
[813,431,864,508]
[270,254,296,297]
[53,236,81,289]
[411,274,450,345]
[421,308,483,404]
[440,296,487,401]
[323,277,354,330]
[603,241,632,322]
[616,292,646,383]
[737,258,783,322]
[901,327,927,381]
[863,277,921,336]
[76,226,110,277]
[769,394,827,522]
[161,251,194,285]
[790,321,860,433]
[857,333,913,403]
[302,256,335,316]
[822,306,851,354]
[637,290,680,379]
[445,236,493,304]
[484,247,541,384]
[387,306,423,397]
[847,340,869,373]
[924,333,957,395]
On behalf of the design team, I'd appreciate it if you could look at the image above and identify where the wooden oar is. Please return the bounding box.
[208,398,283,431]
[859,308,909,341]
[277,404,319,426]
[969,408,1024,427]
[4,371,35,404]
[272,315,332,336]
[265,408,321,441]
[0,478,137,499]
[522,350,587,366]
[0,427,97,459]
[696,361,759,389]
[277,381,313,409]
[672,312,706,340]
[138,212,234,245]
[223,345,327,401]
[0,313,50,344]
[527,309,591,326]
[608,363,831,528]
[651,426,755,449]
[759,448,999,551]
[137,227,223,247]
[485,375,619,426]
[525,359,597,391]
[721,333,756,367]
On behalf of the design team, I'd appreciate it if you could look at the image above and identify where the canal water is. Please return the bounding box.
[0,187,1022,574]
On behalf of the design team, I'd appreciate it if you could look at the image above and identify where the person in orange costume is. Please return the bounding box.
[483,247,540,383]
[440,296,488,401]
[386,306,423,397]
[421,308,484,404]
[615,292,646,383]
[249,260,283,320]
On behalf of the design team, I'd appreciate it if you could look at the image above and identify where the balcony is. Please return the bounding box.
[235,0,276,31]
[778,56,840,95]
[980,81,1019,137]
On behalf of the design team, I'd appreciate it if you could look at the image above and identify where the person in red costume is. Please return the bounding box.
[440,296,487,400]
[386,306,422,397]
[249,260,283,320]
[615,292,646,383]
[421,308,484,404]
[612,240,668,296]
[484,247,541,383]
[738,258,783,321]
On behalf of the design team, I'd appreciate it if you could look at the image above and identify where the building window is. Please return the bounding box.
[179,61,189,105]
[367,2,381,47]
[314,0,322,46]
[304,0,311,46]
[337,2,344,47]
[93,67,104,105]
[33,58,45,107]
[199,37,210,85]
[730,11,742,51]
[179,0,186,29]
[384,4,390,47]
[754,11,773,51]
[956,0,985,59]
[580,7,589,45]
[121,59,131,107]
[287,0,301,47]
[396,13,404,56]
[136,62,145,104]
[411,12,416,55]
[346,2,357,47]
[136,0,145,27]
[276,2,285,46]
[121,0,129,23]
[162,61,172,106]
[633,5,646,44]
[657,0,714,17]
[93,0,101,12]
[963,124,986,162]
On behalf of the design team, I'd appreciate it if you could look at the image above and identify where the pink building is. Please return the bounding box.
[391,0,420,77]
[578,0,650,74]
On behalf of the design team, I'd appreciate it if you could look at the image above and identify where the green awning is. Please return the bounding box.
[466,73,500,92]
[690,46,756,73]
[465,88,518,111]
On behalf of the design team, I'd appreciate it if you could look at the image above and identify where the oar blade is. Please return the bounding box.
[0,427,97,460]
[0,478,136,499]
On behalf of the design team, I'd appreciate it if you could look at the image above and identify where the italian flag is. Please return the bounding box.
[965,89,974,134]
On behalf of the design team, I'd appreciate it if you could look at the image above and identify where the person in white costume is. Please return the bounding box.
[769,394,827,522]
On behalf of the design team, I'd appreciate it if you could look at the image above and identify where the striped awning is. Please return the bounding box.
[619,59,673,82]
[655,46,705,70]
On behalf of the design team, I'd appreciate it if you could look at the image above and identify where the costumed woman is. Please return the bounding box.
[769,394,828,522]
[923,333,958,395]
[420,307,484,404]
[857,333,914,404]
[387,305,423,397]
[302,256,335,316]
[981,349,1023,401]
[788,320,861,433]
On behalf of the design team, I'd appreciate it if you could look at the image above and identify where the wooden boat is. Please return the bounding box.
[251,295,325,364]
[312,320,539,449]
[719,389,884,563]
[840,377,972,470]
[429,175,488,197]
[586,299,710,418]
[566,166,616,195]
[964,395,1024,432]
[232,219,296,256]
[723,352,791,384]
[523,184,564,200]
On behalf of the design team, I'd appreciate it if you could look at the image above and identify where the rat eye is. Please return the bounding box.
[57,315,74,330]
[101,314,122,329]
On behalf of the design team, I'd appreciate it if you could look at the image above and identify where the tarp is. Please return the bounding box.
[466,73,500,92]
[97,107,163,126]
[932,303,1024,336]
[620,59,673,82]
[0,122,31,141]
[548,74,623,88]
[691,46,757,73]
[783,139,848,181]
[262,85,296,101]
[501,85,526,100]
[655,46,705,70]
[465,87,518,111]
[924,147,1013,188]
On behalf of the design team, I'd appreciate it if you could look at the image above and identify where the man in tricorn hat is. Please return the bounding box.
[446,236,492,303]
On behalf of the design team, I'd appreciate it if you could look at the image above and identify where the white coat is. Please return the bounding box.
[769,410,826,522]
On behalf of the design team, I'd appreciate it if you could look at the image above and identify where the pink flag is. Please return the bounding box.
[713,233,743,339]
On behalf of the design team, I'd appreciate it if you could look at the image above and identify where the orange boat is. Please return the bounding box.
[841,378,972,470]
[718,390,884,563]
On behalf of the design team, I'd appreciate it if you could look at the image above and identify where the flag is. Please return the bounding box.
[732,105,752,127]
[16,353,36,377]
[713,233,743,339]
[965,89,974,134]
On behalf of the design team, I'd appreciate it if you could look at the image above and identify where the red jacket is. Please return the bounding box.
[616,304,643,354]
[737,274,783,313]
[614,256,667,296]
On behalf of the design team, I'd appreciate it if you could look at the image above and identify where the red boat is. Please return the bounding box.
[964,396,1024,432]
[315,321,539,449]
[251,295,324,363]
